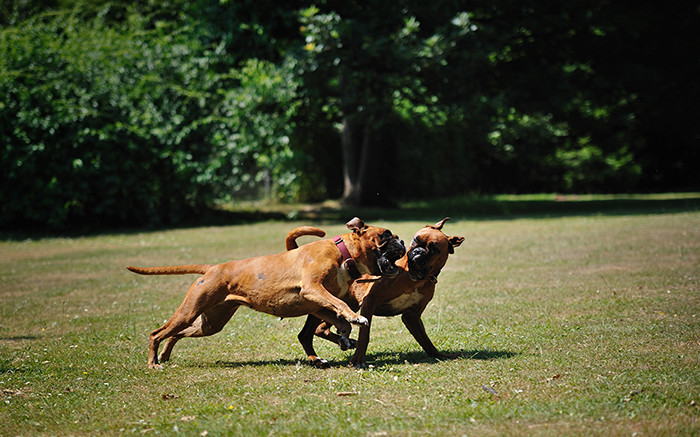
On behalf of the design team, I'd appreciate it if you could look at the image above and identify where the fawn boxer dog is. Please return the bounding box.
[126,218,405,369]
[288,218,463,368]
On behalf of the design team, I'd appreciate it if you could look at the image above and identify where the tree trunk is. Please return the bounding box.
[340,115,393,207]
[341,116,364,206]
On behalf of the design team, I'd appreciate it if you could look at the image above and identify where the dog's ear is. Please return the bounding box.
[447,235,464,254]
[346,217,366,233]
[429,217,452,230]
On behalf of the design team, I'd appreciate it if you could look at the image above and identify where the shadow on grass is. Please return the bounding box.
[362,348,518,366]
[2,193,698,240]
[293,194,700,224]
[0,335,39,341]
[209,358,312,369]
[204,348,516,369]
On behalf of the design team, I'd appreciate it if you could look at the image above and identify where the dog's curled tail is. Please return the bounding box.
[126,264,214,275]
[285,226,326,250]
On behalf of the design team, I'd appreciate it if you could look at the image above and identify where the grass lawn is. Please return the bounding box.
[1,195,698,436]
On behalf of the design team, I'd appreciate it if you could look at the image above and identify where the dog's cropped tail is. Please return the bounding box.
[285,226,326,250]
[126,265,214,275]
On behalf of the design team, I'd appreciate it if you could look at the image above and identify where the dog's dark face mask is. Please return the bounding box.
[407,218,465,281]
[407,242,433,281]
[406,232,449,281]
[375,230,405,277]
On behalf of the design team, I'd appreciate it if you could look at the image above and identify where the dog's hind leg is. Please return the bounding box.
[314,309,354,350]
[311,321,357,350]
[149,321,191,369]
[298,310,356,368]
[158,337,180,364]
[159,301,240,363]
[298,315,329,368]
[148,276,229,369]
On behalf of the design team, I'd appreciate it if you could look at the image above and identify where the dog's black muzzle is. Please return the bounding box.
[407,246,429,281]
[376,237,405,278]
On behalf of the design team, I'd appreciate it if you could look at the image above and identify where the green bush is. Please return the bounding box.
[2,1,695,228]
[0,5,303,228]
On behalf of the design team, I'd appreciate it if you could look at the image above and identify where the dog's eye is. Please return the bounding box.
[428,241,440,253]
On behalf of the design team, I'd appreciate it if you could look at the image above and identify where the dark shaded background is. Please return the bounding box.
[1,0,698,228]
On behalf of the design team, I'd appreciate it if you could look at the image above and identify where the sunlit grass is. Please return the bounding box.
[1,196,698,435]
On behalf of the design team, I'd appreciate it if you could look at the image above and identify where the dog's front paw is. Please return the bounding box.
[339,336,353,351]
[349,316,369,326]
[349,356,367,369]
[311,358,330,369]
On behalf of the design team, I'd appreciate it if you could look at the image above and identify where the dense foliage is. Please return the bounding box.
[1,1,300,227]
[1,0,697,227]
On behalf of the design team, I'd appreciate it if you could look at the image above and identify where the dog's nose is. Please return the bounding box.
[409,246,428,261]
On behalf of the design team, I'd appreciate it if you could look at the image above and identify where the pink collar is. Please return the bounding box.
[334,235,361,279]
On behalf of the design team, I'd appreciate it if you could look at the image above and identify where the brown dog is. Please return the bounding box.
[289,218,463,368]
[126,218,405,369]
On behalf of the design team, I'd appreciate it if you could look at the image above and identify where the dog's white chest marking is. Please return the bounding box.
[336,267,351,298]
[386,289,423,312]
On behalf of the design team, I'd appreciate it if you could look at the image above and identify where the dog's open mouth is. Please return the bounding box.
[377,255,400,277]
[407,247,429,281]
[377,236,405,277]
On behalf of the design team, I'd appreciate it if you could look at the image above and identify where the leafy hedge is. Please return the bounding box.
[0,5,301,228]
[2,1,697,228]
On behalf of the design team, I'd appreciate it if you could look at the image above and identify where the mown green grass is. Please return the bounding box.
[1,195,698,436]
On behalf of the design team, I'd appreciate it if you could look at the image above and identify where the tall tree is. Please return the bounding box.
[299,2,473,206]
